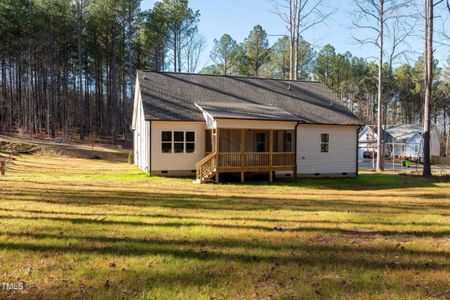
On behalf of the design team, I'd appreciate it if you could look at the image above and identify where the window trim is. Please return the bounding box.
[161,131,196,154]
[320,133,329,153]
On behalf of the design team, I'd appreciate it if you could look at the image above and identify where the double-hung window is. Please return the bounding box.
[321,133,329,153]
[161,131,172,153]
[186,132,195,153]
[161,131,195,154]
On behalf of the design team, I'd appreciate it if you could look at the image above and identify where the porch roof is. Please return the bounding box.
[195,102,299,121]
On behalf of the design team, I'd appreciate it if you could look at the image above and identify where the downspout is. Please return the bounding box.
[149,121,152,176]
[294,122,300,181]
[356,126,362,177]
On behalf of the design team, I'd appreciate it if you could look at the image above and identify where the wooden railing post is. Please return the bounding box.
[1,160,5,176]
[269,130,273,182]
[240,129,245,183]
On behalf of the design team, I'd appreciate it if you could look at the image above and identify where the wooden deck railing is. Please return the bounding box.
[195,152,217,181]
[217,152,295,168]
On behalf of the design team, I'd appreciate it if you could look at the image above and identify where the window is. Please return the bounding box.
[284,132,293,152]
[186,132,195,153]
[321,133,329,153]
[174,131,184,153]
[161,131,195,154]
[256,132,266,152]
[161,131,172,153]
[414,144,419,153]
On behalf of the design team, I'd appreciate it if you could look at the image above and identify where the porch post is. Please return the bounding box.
[211,129,215,153]
[215,128,220,183]
[269,130,273,182]
[240,129,245,183]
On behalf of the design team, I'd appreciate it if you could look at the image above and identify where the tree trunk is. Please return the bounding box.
[422,0,433,176]
[111,23,118,145]
[77,2,85,140]
[376,0,385,172]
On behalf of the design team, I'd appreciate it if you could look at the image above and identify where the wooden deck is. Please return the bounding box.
[195,128,296,183]
[196,152,295,183]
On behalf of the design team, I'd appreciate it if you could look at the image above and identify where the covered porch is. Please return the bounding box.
[194,102,298,183]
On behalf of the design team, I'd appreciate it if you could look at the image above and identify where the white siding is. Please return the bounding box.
[431,128,440,156]
[151,121,206,173]
[297,124,358,176]
[133,85,151,173]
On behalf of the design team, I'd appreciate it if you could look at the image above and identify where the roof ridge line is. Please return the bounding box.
[138,70,321,84]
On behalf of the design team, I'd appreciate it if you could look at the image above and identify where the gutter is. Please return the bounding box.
[356,125,363,177]
[149,121,152,175]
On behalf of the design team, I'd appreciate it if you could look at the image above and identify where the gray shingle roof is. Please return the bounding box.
[386,124,434,142]
[138,71,362,125]
[196,102,299,121]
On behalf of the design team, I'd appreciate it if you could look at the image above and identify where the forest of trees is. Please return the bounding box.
[202,29,449,130]
[0,0,203,143]
[0,0,449,152]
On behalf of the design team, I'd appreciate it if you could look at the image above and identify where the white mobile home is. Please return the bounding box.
[132,71,362,183]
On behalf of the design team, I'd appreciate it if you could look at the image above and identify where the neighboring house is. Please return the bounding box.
[132,71,362,183]
[358,125,393,158]
[358,124,440,159]
[387,124,440,159]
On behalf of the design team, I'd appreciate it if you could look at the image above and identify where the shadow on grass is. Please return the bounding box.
[0,207,447,227]
[1,214,449,238]
[0,231,448,272]
[2,186,450,215]
[228,173,440,190]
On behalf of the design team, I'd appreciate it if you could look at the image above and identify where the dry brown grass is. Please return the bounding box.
[0,154,449,299]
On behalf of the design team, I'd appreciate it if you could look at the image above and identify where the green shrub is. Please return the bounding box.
[128,151,134,164]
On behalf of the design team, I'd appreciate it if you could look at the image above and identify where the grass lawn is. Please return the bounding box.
[0,154,449,299]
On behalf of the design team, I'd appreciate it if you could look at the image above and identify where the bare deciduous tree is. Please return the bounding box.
[352,0,414,171]
[423,0,450,176]
[184,32,206,73]
[273,0,334,80]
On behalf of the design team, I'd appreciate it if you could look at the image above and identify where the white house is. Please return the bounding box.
[358,124,440,160]
[132,71,363,183]
[387,124,440,159]
[358,125,393,159]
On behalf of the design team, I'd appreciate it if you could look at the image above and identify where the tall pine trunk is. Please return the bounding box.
[77,2,85,140]
[422,0,433,176]
[376,0,385,172]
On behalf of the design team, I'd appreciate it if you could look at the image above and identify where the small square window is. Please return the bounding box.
[162,143,172,153]
[186,142,195,153]
[174,131,184,142]
[321,133,329,153]
[186,132,195,142]
[174,142,184,153]
[162,131,172,142]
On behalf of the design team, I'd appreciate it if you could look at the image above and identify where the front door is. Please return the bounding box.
[256,132,266,152]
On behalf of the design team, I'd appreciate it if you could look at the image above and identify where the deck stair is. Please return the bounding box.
[194,152,217,184]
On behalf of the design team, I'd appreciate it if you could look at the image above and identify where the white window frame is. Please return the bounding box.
[320,133,329,153]
[161,131,196,154]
